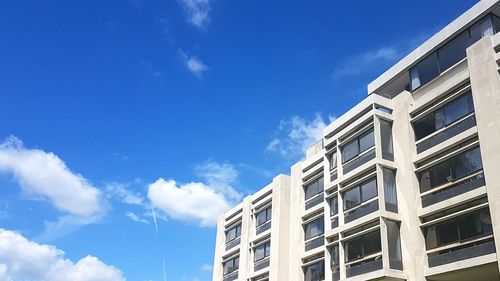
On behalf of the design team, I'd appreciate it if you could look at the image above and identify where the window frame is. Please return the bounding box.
[254,241,271,262]
[256,206,272,227]
[341,129,375,164]
[225,224,242,243]
[342,177,378,211]
[345,229,382,263]
[223,256,240,275]
[304,217,325,241]
[304,177,324,201]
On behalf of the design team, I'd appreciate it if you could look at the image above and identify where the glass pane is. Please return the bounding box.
[450,147,483,179]
[436,219,460,246]
[342,139,359,163]
[305,262,324,281]
[305,218,324,239]
[363,230,381,256]
[234,257,239,270]
[435,108,446,130]
[330,196,338,216]
[414,113,437,140]
[383,168,398,212]
[386,221,402,263]
[494,14,500,33]
[443,93,474,126]
[226,228,236,241]
[380,120,394,159]
[331,244,339,268]
[255,244,265,261]
[344,187,361,209]
[361,178,377,202]
[471,15,494,43]
[430,161,452,188]
[264,242,271,257]
[438,31,470,71]
[305,181,319,200]
[267,207,272,221]
[346,237,363,261]
[410,52,440,91]
[458,211,484,240]
[329,151,337,170]
[256,210,267,226]
[359,129,375,153]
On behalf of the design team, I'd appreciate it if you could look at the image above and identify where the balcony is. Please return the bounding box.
[416,115,476,154]
[344,200,379,224]
[223,271,238,281]
[256,221,271,235]
[345,259,383,278]
[254,258,270,271]
[421,172,485,207]
[305,235,324,252]
[225,237,241,251]
[428,240,496,267]
[305,193,324,210]
[343,148,375,174]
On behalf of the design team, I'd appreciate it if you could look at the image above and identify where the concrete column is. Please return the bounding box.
[467,34,500,273]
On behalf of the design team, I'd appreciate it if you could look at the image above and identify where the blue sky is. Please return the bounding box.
[0,0,479,280]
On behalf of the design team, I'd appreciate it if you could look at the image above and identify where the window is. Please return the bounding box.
[305,217,324,240]
[331,244,340,272]
[418,147,483,192]
[256,207,272,226]
[304,261,325,281]
[414,92,474,140]
[343,177,377,210]
[254,241,271,261]
[327,151,337,171]
[342,129,375,163]
[438,31,470,71]
[494,14,500,33]
[380,120,394,160]
[409,14,495,91]
[383,168,398,213]
[305,177,324,200]
[424,208,492,249]
[226,224,241,243]
[386,220,402,269]
[330,196,338,216]
[223,256,239,275]
[345,230,381,262]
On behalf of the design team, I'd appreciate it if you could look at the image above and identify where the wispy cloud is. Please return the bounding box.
[267,113,335,160]
[0,228,125,281]
[178,49,209,77]
[125,211,149,224]
[106,181,145,206]
[147,160,240,227]
[178,0,211,30]
[200,264,213,272]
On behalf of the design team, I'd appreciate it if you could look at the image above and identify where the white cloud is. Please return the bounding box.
[106,182,145,206]
[178,0,211,29]
[147,161,240,227]
[0,136,105,218]
[178,49,209,77]
[200,264,212,272]
[267,113,335,160]
[332,46,404,77]
[0,228,125,281]
[125,211,149,224]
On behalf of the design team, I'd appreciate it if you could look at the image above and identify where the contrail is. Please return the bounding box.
[152,207,159,234]
[162,256,167,281]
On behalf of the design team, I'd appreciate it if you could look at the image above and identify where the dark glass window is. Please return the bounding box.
[494,14,500,33]
[343,177,377,210]
[305,217,324,240]
[410,14,495,91]
[413,92,474,140]
[304,261,325,281]
[328,151,337,171]
[223,256,239,275]
[226,224,241,242]
[256,207,272,226]
[418,147,483,192]
[331,244,340,271]
[345,230,381,262]
[438,31,470,71]
[424,208,492,249]
[330,196,338,216]
[305,177,324,200]
[342,129,375,163]
[410,52,440,91]
[254,241,271,261]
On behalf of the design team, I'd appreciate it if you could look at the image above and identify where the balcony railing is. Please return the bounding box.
[256,221,272,235]
[428,240,495,267]
[345,259,383,278]
[416,115,476,154]
[421,173,485,207]
[305,235,324,252]
[343,148,376,175]
[254,258,270,271]
[225,237,241,251]
[332,271,340,281]
[344,200,379,224]
[305,193,324,210]
[223,271,239,281]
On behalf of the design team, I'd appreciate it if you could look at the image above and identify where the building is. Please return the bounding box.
[212,0,500,280]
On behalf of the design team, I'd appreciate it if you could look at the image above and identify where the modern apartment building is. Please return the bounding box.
[212,0,500,280]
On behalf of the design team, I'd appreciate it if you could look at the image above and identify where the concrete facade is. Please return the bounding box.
[213,1,500,280]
